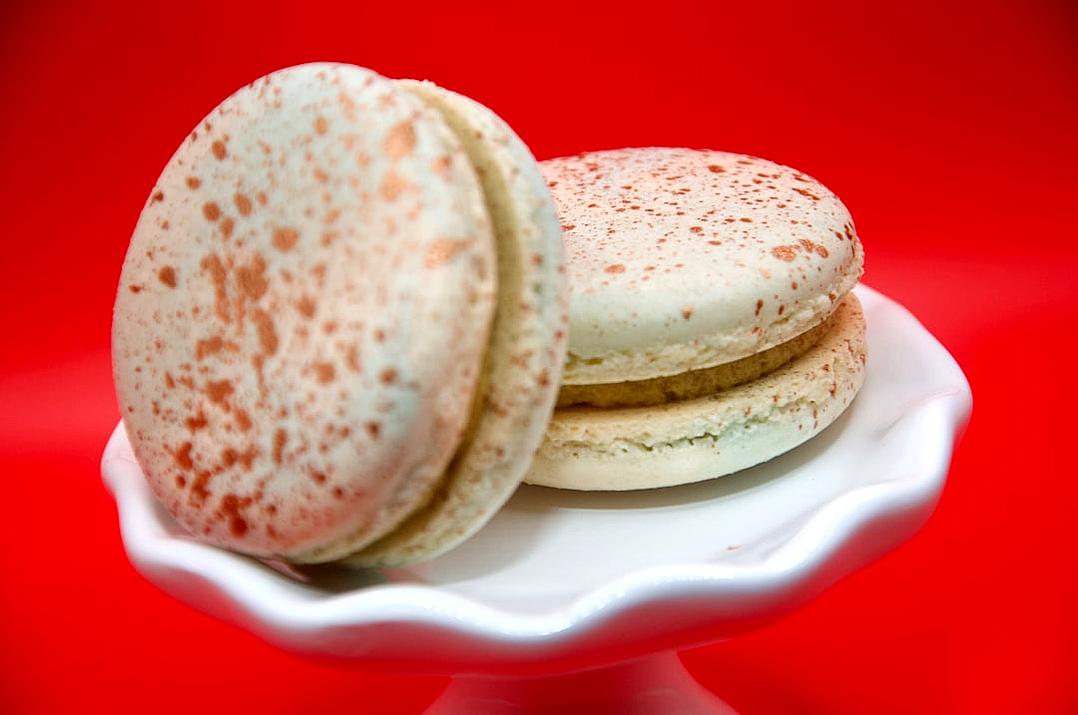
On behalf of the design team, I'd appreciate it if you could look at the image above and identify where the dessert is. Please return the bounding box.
[528,148,866,490]
[113,63,567,565]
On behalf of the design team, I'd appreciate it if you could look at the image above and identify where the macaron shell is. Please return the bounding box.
[113,63,497,561]
[344,80,568,567]
[542,148,864,385]
[526,294,866,491]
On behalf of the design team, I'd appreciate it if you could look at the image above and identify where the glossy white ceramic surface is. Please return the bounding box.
[102,285,970,674]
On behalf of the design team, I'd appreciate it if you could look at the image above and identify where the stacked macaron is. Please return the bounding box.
[527,148,866,490]
[113,64,567,566]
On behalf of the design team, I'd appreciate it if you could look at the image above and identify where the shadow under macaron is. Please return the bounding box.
[254,404,856,591]
[384,405,856,585]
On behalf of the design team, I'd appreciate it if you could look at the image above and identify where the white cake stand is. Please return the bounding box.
[101,285,971,713]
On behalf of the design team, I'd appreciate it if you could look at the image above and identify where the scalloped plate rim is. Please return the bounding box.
[102,284,971,645]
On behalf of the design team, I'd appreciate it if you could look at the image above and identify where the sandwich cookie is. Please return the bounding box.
[527,147,865,490]
[113,63,566,565]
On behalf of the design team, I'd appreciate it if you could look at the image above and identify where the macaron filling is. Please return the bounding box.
[556,311,835,409]
[546,296,862,454]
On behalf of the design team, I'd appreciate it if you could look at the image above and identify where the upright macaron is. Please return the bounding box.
[113,63,566,565]
[527,147,866,490]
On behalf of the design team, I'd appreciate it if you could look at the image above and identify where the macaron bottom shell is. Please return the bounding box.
[339,81,567,567]
[526,294,866,491]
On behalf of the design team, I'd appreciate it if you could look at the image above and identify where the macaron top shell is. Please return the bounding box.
[113,63,497,562]
[542,148,864,385]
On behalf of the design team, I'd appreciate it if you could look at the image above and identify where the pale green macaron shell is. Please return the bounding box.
[549,148,863,385]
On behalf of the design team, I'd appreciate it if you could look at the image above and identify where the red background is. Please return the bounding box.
[2,0,1076,712]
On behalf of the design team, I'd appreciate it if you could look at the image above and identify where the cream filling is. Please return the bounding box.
[540,294,865,458]
[563,291,846,385]
[557,314,833,409]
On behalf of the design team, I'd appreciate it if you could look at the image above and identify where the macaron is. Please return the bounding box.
[113,63,567,566]
[526,147,866,490]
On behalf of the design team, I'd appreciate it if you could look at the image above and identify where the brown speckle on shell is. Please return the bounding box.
[771,245,798,262]
[158,266,177,288]
[383,120,416,159]
[424,239,471,268]
[312,362,336,383]
[234,193,253,216]
[272,227,299,251]
[205,379,233,406]
[379,170,408,201]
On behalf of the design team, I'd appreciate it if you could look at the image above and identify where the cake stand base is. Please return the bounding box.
[426,651,735,714]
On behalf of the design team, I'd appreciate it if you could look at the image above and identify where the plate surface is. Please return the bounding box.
[102,285,971,673]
